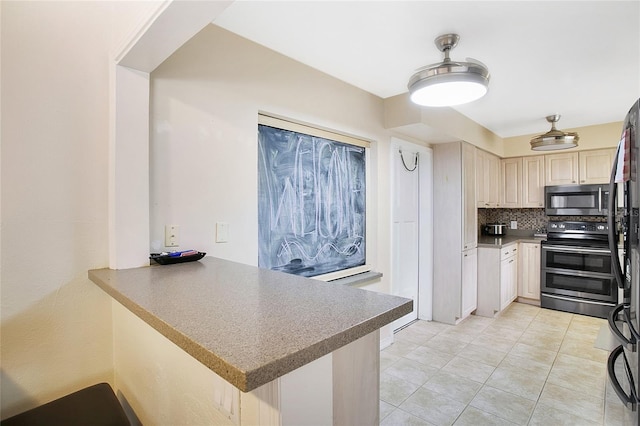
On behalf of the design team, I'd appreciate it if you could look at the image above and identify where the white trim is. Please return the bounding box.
[258,113,371,149]
[314,265,371,282]
[110,1,232,269]
[109,66,150,269]
[389,138,433,326]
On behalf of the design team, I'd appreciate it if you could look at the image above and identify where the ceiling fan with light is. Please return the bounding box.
[530,114,579,151]
[408,33,490,107]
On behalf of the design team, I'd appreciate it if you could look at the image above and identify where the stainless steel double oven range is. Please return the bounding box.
[540,220,617,319]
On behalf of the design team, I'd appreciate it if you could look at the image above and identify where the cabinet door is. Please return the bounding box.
[461,248,478,318]
[579,148,616,184]
[476,149,487,208]
[545,152,578,185]
[500,258,511,311]
[462,143,477,250]
[488,153,500,207]
[510,252,518,303]
[500,254,517,310]
[518,243,541,300]
[501,158,521,208]
[522,156,545,208]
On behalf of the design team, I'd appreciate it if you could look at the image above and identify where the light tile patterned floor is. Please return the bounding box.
[380,302,628,425]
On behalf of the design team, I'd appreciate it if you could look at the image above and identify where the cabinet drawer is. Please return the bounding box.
[501,245,518,260]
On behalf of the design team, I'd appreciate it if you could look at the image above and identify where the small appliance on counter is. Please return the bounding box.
[482,223,507,236]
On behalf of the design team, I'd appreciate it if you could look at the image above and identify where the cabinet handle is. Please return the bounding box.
[509,259,514,263]
[598,187,602,212]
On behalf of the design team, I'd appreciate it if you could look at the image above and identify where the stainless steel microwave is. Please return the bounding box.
[545,184,610,216]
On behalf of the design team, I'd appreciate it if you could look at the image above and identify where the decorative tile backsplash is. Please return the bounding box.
[478,208,612,233]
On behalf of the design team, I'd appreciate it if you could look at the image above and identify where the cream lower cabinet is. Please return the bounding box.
[518,242,541,302]
[461,248,478,318]
[500,249,518,311]
[477,244,518,317]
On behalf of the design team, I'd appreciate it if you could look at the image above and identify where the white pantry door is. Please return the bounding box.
[391,139,433,330]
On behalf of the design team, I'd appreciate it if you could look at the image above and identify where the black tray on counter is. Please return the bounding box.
[150,251,206,265]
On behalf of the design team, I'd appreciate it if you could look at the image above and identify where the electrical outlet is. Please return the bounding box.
[510,220,518,230]
[165,225,179,247]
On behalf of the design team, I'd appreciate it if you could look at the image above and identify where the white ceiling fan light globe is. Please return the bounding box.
[409,80,488,107]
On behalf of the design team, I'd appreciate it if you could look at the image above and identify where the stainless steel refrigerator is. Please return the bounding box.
[608,98,640,425]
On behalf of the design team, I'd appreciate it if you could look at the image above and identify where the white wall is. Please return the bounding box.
[0,1,160,418]
[149,24,395,282]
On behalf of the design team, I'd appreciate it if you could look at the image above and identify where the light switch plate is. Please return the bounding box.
[510,220,518,229]
[216,222,229,243]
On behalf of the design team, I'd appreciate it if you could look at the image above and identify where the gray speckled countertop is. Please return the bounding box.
[477,235,546,248]
[88,257,412,392]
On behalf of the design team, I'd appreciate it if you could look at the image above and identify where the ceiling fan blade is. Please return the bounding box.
[466,57,488,68]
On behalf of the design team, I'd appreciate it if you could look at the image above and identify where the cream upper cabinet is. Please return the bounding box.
[545,152,579,185]
[522,156,545,208]
[579,148,616,184]
[476,149,487,207]
[545,149,615,186]
[488,154,500,207]
[501,158,521,208]
[463,143,478,250]
[518,242,541,300]
[476,149,500,208]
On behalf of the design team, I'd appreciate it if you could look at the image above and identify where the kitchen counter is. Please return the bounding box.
[88,257,412,393]
[478,234,546,248]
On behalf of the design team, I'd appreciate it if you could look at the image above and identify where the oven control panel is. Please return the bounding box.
[548,221,608,234]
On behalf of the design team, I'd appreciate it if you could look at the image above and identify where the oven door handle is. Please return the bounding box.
[542,293,615,306]
[608,304,637,351]
[543,246,611,255]
[607,345,638,411]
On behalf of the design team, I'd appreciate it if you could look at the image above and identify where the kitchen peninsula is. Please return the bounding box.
[89,257,412,425]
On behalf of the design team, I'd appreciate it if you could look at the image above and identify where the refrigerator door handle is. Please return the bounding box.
[608,304,637,351]
[607,345,638,411]
[609,143,625,289]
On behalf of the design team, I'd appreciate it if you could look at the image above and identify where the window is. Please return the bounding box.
[257,114,369,279]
